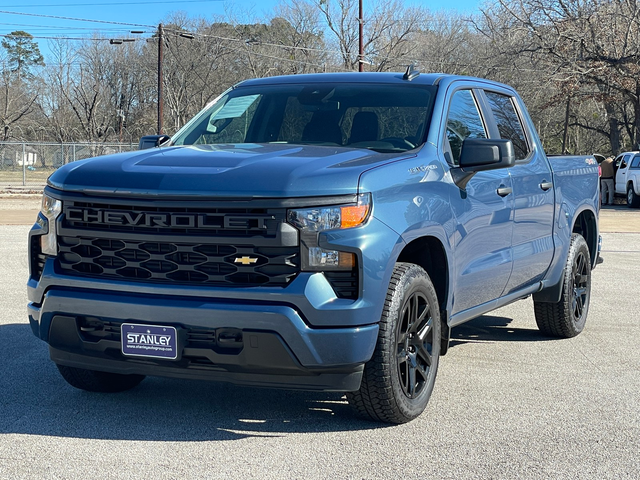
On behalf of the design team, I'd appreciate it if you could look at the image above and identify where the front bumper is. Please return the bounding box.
[28,287,379,391]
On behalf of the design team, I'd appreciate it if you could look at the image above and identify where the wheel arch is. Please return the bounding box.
[396,236,449,311]
[534,206,597,304]
[396,235,451,354]
[571,208,598,267]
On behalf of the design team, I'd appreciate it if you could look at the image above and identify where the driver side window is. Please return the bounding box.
[621,154,631,169]
[445,90,487,166]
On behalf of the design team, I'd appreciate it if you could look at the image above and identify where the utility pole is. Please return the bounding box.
[358,0,364,72]
[157,23,164,135]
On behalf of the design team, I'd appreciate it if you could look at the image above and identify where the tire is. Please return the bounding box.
[56,364,145,393]
[627,184,640,208]
[347,263,440,424]
[534,234,591,338]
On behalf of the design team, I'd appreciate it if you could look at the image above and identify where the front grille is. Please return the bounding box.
[58,236,299,286]
[55,197,300,287]
[53,196,360,297]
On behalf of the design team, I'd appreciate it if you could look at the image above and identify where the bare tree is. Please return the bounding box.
[479,0,640,153]
[0,72,39,141]
[274,1,328,73]
[308,0,429,71]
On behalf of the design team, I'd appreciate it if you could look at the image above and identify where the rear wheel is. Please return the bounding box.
[57,364,145,393]
[627,184,640,208]
[347,263,440,424]
[534,234,591,338]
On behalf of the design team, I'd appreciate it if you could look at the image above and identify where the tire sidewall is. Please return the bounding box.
[564,234,591,334]
[386,265,441,420]
[628,184,640,207]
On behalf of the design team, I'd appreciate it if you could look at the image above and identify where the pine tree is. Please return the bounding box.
[1,31,45,78]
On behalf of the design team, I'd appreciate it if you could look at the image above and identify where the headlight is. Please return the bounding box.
[287,194,371,271]
[40,193,62,256]
[287,193,371,232]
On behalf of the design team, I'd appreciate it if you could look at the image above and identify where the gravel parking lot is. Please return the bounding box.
[0,203,638,479]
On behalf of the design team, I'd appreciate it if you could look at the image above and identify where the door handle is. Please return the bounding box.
[497,186,512,197]
[539,181,553,191]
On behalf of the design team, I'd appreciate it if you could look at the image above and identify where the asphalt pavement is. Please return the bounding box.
[0,212,639,479]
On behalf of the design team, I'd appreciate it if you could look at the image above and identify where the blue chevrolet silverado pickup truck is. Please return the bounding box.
[28,71,600,423]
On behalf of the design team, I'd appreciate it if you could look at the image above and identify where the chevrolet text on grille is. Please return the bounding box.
[64,207,273,229]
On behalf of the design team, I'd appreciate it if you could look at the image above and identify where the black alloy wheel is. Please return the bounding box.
[571,247,589,321]
[396,290,435,400]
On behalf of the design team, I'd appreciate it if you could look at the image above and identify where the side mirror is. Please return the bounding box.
[459,138,515,172]
[451,138,515,190]
[139,134,171,150]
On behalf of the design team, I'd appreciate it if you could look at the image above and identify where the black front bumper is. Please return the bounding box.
[48,315,364,392]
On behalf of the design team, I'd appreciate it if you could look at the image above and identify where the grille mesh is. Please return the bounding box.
[58,236,298,286]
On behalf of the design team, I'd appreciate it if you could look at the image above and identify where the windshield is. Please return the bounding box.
[171,82,435,153]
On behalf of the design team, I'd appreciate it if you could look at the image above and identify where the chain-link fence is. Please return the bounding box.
[0,142,137,187]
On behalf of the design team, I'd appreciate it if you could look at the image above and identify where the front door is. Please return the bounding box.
[615,153,632,194]
[443,88,514,315]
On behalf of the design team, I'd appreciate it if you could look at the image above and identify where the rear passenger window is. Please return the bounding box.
[631,156,640,169]
[445,90,487,165]
[485,92,529,160]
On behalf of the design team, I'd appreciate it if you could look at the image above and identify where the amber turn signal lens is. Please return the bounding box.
[338,252,356,268]
[340,204,370,229]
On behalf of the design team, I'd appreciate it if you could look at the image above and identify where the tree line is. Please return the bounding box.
[1,0,639,156]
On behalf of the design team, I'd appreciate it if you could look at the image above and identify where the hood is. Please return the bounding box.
[48,143,405,198]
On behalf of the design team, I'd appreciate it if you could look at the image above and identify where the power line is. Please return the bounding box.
[0,33,116,40]
[0,10,154,27]
[0,0,222,6]
[0,22,136,31]
[162,27,339,55]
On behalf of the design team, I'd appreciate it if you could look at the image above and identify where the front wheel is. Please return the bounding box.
[347,263,440,424]
[627,184,640,208]
[534,233,591,338]
[57,364,145,393]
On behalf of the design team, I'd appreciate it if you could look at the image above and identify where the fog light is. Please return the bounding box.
[308,248,354,270]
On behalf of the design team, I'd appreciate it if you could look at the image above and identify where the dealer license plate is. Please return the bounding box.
[121,323,178,360]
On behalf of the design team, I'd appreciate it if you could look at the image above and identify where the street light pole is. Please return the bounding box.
[358,0,364,72]
[157,23,164,135]
[114,25,192,136]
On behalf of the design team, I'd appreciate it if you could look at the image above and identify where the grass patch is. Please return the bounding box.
[0,168,55,184]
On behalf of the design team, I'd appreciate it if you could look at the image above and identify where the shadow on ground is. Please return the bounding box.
[1,324,380,441]
[449,314,553,348]
[1,316,551,441]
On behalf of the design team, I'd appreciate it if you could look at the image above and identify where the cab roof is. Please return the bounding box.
[237,72,447,87]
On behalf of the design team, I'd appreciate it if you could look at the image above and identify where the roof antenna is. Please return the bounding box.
[403,64,420,81]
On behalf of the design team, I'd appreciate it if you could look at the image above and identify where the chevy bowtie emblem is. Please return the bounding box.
[234,256,258,265]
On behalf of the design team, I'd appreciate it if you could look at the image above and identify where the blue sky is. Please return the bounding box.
[0,0,483,62]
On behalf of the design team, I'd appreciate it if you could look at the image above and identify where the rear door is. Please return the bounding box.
[480,89,555,294]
